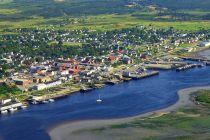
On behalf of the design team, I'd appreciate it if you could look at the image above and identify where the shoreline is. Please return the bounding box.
[48,85,210,140]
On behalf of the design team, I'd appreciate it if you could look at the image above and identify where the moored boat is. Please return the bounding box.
[49,99,55,102]
[1,110,8,114]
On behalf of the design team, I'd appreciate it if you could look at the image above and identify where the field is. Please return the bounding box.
[0,0,210,33]
[0,14,210,34]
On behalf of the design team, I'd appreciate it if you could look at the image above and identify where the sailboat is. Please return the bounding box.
[96,94,102,103]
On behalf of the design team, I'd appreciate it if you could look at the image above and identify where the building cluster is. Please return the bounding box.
[3,50,135,92]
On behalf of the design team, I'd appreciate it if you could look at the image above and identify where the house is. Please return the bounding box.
[13,78,32,87]
[123,71,131,77]
[33,84,46,90]
[122,56,132,64]
[0,99,12,105]
[60,70,69,76]
[108,55,117,63]
[33,75,51,83]
[45,80,62,88]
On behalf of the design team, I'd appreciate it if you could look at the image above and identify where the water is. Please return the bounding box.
[0,67,210,140]
[198,49,210,59]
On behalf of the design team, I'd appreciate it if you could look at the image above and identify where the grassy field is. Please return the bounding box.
[0,0,210,32]
[0,14,210,33]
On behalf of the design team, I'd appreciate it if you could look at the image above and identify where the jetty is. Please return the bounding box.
[80,87,93,92]
[105,79,123,85]
[129,71,159,80]
[181,57,210,62]
[0,99,24,115]
[176,64,203,72]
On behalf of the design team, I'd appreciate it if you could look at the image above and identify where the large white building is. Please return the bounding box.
[33,80,62,91]
[45,80,62,88]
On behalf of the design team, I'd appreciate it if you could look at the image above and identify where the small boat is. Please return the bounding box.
[8,108,17,113]
[49,99,55,102]
[21,102,28,109]
[96,94,102,103]
[31,100,38,105]
[80,87,92,93]
[1,110,8,114]
[42,100,49,104]
[21,105,28,109]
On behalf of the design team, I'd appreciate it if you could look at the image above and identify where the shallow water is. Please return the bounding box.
[198,49,210,59]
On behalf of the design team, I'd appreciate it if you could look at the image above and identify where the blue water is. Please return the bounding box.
[0,67,210,140]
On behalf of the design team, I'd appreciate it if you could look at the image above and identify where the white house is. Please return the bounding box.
[45,80,62,88]
[33,84,46,90]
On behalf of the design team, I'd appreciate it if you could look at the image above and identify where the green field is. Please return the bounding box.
[0,14,210,33]
[0,0,210,32]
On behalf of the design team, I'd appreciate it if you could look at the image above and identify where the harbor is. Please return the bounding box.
[1,59,208,111]
[1,64,210,140]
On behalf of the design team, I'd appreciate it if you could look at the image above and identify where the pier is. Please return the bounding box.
[176,64,203,72]
[128,71,159,80]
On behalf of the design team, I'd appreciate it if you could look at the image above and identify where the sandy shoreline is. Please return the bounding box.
[48,85,210,140]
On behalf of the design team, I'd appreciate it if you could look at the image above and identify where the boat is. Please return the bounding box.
[42,100,49,104]
[31,100,38,105]
[21,105,28,109]
[21,102,28,109]
[8,107,17,113]
[80,87,93,93]
[49,99,55,102]
[96,94,102,103]
[1,110,8,114]
[205,61,210,66]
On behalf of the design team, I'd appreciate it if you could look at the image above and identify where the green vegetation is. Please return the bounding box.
[195,90,210,105]
[0,0,210,32]
[0,83,21,99]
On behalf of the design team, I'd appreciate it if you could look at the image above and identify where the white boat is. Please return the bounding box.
[96,94,102,103]
[1,110,8,114]
[21,105,28,109]
[32,100,38,105]
[8,107,17,113]
[49,99,55,102]
[42,100,49,104]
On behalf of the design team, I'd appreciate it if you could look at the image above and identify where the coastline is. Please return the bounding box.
[48,85,210,140]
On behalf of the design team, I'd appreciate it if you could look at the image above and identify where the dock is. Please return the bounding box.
[80,87,93,92]
[181,57,210,62]
[176,64,203,72]
[129,71,159,80]
[0,101,23,115]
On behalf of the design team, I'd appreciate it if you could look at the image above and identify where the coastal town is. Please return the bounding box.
[1,26,210,115]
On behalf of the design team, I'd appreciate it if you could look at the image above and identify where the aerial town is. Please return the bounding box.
[0,26,210,114]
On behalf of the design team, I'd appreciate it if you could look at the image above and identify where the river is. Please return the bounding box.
[0,53,210,140]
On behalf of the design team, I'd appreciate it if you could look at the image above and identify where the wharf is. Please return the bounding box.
[93,84,105,89]
[129,71,159,80]
[105,79,123,85]
[176,64,203,72]
[80,87,93,92]
[181,57,210,62]
[29,87,81,103]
